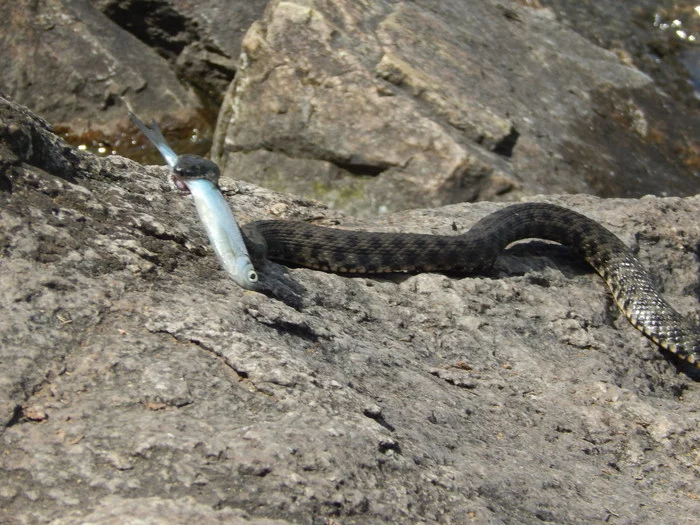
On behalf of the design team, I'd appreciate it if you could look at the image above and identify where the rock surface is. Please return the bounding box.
[1,0,194,133]
[2,1,698,215]
[0,0,268,134]
[213,0,700,214]
[2,96,699,524]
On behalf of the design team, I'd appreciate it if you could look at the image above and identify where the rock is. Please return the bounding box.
[51,496,295,525]
[541,0,699,103]
[213,0,699,214]
[0,0,198,133]
[93,0,269,108]
[0,0,267,134]
[1,95,699,524]
[3,1,697,214]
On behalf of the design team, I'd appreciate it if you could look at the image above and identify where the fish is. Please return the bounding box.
[129,112,258,290]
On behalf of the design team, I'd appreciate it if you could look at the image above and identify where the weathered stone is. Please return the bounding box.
[0,0,200,133]
[94,0,269,108]
[3,0,697,214]
[0,0,268,135]
[51,496,295,525]
[214,0,699,214]
[1,95,699,524]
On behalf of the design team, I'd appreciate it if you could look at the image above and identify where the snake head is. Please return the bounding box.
[173,154,221,192]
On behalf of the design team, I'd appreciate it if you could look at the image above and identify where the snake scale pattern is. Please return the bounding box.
[129,115,698,369]
[242,203,700,368]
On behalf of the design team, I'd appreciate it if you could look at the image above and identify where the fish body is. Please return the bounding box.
[185,178,258,288]
[129,112,258,289]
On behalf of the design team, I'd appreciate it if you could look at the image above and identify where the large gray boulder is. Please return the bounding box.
[2,1,697,216]
[1,95,699,523]
[213,0,700,214]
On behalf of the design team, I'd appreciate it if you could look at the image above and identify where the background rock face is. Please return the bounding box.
[0,0,268,134]
[1,0,698,214]
[2,0,195,131]
[213,0,699,214]
[1,95,699,524]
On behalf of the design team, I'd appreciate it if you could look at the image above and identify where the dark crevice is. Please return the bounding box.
[185,337,250,381]
[254,144,391,177]
[100,0,197,59]
[0,167,13,193]
[330,159,388,177]
[378,439,402,454]
[205,57,237,77]
[153,330,250,381]
[493,126,519,157]
[363,410,396,432]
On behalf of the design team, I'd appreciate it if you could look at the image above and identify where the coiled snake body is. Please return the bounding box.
[242,203,700,368]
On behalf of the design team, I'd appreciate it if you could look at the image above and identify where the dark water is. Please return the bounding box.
[59,119,214,166]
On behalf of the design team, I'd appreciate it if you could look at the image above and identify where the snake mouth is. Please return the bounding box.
[172,174,191,194]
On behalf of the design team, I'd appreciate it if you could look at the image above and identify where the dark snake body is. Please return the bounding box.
[242,203,700,367]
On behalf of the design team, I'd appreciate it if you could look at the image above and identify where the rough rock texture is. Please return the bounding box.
[2,97,700,524]
[1,0,196,132]
[93,0,269,110]
[0,0,267,134]
[214,0,700,215]
[540,0,699,105]
[2,0,697,215]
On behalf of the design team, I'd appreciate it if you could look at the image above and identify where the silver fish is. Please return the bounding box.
[129,112,258,289]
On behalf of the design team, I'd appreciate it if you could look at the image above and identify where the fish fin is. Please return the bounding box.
[129,111,179,168]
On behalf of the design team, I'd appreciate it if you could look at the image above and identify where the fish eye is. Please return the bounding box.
[248,270,259,282]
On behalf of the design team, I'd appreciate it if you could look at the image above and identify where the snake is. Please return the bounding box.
[242,203,699,368]
[130,114,699,369]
